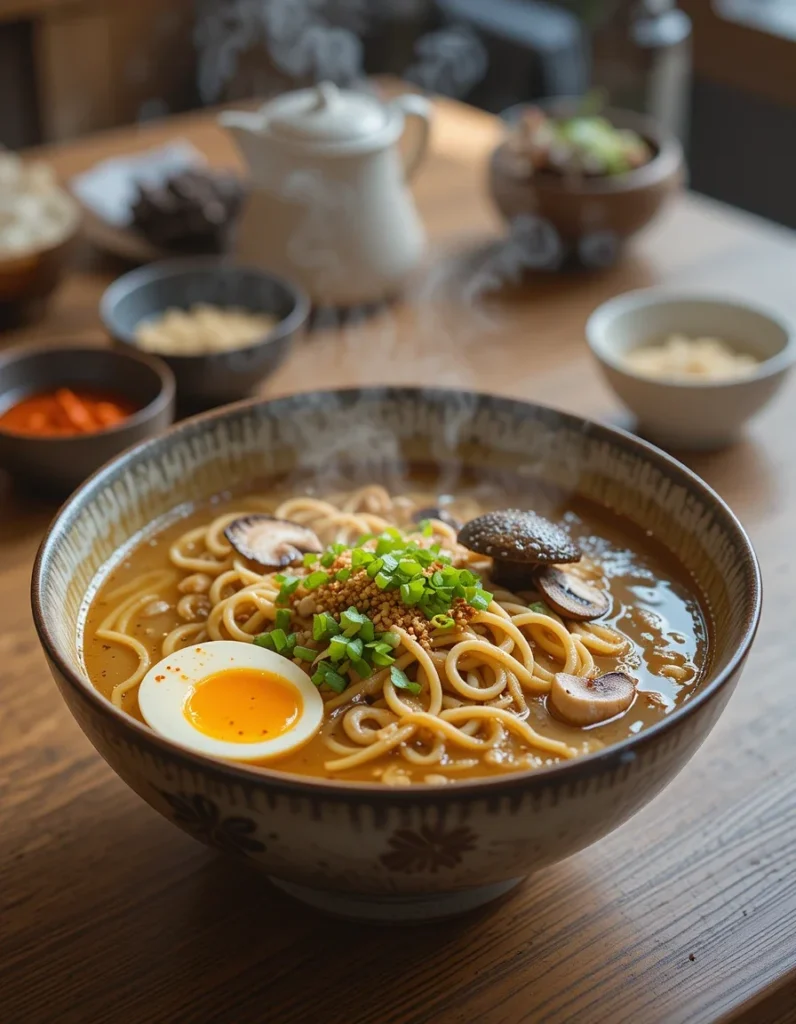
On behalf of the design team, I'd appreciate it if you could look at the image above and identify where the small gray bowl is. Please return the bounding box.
[100,257,310,411]
[0,343,175,495]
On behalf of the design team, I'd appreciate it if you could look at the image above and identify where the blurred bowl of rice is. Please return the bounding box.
[0,152,81,323]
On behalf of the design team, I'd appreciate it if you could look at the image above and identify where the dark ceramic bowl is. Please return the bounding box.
[489,100,685,269]
[0,343,175,495]
[31,389,760,922]
[100,257,309,411]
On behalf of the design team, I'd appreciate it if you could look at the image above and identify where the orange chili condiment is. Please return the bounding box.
[0,388,138,437]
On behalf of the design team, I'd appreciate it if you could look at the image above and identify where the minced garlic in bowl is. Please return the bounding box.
[623,334,759,382]
[135,304,278,356]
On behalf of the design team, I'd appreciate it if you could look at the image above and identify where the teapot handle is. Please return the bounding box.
[391,94,432,181]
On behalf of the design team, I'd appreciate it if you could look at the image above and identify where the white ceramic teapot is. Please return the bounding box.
[220,83,432,307]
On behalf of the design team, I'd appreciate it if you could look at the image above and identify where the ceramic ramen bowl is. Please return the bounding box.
[31,389,760,922]
[488,101,684,269]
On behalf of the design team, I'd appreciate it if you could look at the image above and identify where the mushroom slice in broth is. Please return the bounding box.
[549,671,636,727]
[224,515,322,569]
[536,566,610,621]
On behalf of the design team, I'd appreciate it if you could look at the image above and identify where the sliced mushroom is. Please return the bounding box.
[549,671,636,727]
[224,515,322,569]
[536,566,610,621]
[457,509,580,589]
[412,506,462,531]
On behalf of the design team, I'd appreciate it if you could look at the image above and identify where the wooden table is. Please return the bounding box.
[2,97,796,1024]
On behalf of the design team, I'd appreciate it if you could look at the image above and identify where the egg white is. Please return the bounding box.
[138,640,324,762]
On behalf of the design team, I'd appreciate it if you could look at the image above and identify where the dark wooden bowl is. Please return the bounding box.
[489,102,685,268]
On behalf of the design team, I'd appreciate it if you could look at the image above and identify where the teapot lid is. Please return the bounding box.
[265,83,391,148]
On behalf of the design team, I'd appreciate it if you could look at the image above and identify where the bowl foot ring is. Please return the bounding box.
[268,874,525,923]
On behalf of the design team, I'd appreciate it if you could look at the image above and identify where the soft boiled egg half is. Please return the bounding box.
[138,640,324,763]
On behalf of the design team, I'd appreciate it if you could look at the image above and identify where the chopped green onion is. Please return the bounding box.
[304,570,330,591]
[276,575,300,605]
[340,606,368,632]
[335,568,352,583]
[310,660,348,693]
[351,548,374,568]
[469,591,491,612]
[374,571,393,591]
[275,608,291,632]
[359,619,375,643]
[529,600,551,615]
[323,668,347,693]
[294,645,317,662]
[366,558,384,579]
[398,559,422,578]
[347,637,364,660]
[375,528,403,554]
[351,657,372,679]
[313,612,340,642]
[320,551,336,568]
[413,548,434,567]
[303,552,317,568]
[400,579,425,606]
[270,628,288,652]
[390,665,421,695]
[329,636,350,662]
[431,614,455,630]
[253,632,276,650]
[379,630,400,649]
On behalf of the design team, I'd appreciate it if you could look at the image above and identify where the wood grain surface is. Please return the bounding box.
[2,96,796,1024]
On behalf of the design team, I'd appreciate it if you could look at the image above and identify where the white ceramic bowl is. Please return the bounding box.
[586,290,796,449]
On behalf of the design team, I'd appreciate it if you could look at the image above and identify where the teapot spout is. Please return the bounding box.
[218,109,268,167]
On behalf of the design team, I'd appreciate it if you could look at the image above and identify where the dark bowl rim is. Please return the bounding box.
[492,100,684,197]
[99,255,311,360]
[31,386,762,803]
[0,341,175,443]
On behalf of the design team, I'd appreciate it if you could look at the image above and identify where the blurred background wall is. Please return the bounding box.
[1,0,794,228]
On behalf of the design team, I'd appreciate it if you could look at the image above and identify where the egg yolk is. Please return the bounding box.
[183,668,301,744]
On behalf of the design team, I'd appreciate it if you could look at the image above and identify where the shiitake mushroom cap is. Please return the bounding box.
[224,515,322,569]
[457,509,581,564]
[457,509,581,589]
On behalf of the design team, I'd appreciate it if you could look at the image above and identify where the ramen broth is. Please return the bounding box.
[82,484,709,784]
